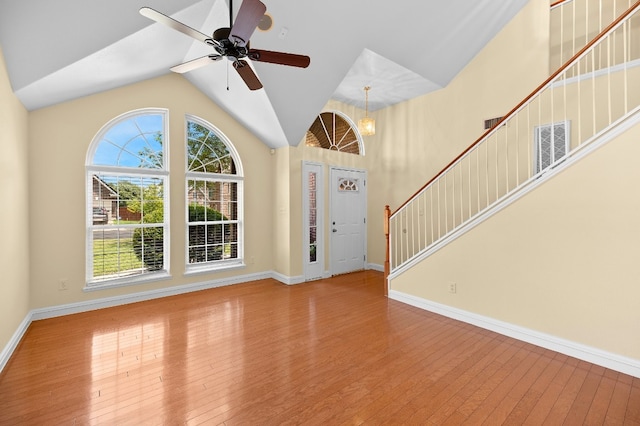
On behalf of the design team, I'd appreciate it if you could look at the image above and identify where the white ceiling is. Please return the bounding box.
[0,0,529,148]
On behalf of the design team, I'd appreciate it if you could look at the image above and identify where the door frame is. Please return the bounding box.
[329,166,367,276]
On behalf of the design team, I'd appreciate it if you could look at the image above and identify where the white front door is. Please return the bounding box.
[330,167,367,276]
[303,162,324,281]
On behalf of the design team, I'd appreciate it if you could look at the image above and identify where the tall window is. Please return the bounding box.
[186,116,243,272]
[86,109,169,288]
[308,171,318,263]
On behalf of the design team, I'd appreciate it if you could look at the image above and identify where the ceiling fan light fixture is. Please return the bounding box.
[357,86,375,136]
[257,13,273,31]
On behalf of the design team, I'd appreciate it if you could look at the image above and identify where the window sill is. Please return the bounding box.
[84,271,172,292]
[183,260,246,277]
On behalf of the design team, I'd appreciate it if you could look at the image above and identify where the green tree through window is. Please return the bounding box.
[186,117,243,271]
[86,109,168,287]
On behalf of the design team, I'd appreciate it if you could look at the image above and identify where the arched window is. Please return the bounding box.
[185,115,244,272]
[305,111,365,155]
[86,109,169,288]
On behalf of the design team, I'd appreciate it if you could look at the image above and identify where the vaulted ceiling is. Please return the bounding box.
[0,0,529,148]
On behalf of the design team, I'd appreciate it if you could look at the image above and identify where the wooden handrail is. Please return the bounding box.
[550,0,573,9]
[391,0,640,217]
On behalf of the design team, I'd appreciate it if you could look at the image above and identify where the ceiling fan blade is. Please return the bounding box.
[233,60,263,90]
[248,49,311,68]
[229,0,266,46]
[170,55,221,73]
[140,7,214,45]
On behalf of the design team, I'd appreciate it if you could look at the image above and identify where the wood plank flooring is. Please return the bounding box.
[0,270,638,425]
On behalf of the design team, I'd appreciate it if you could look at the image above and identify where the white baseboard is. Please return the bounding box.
[389,290,640,378]
[272,271,305,285]
[0,270,294,373]
[367,263,384,272]
[31,271,274,321]
[0,314,31,375]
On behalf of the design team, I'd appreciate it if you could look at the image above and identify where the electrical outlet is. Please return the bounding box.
[249,256,255,265]
[448,283,457,294]
[58,279,68,291]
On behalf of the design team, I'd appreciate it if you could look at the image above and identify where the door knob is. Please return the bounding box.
[333,229,337,232]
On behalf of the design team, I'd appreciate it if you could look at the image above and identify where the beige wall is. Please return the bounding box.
[276,0,551,274]
[2,0,558,355]
[390,121,640,359]
[28,73,274,309]
[272,146,292,276]
[386,0,640,361]
[550,0,639,71]
[364,0,550,265]
[0,47,30,350]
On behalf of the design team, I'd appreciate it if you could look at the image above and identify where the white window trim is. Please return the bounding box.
[85,108,171,289]
[184,115,245,275]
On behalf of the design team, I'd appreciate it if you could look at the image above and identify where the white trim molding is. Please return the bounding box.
[272,271,305,285]
[1,270,301,373]
[367,263,384,272]
[0,314,31,375]
[389,289,640,379]
[389,108,640,281]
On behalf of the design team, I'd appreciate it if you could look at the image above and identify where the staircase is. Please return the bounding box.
[385,0,640,281]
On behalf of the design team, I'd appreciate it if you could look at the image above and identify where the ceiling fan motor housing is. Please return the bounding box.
[213,27,249,60]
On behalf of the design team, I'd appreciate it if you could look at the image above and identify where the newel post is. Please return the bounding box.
[384,205,390,296]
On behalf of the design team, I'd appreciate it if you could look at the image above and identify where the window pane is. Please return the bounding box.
[88,110,167,285]
[92,225,163,280]
[92,174,164,225]
[93,114,164,169]
[187,121,235,174]
[310,244,317,262]
[186,119,242,268]
[187,180,237,265]
[305,112,361,155]
[134,226,164,271]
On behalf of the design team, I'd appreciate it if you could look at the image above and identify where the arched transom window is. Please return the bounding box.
[305,111,364,155]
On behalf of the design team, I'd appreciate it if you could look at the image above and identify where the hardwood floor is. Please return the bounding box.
[0,270,638,425]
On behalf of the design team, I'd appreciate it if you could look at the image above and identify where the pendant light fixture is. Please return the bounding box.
[357,86,375,136]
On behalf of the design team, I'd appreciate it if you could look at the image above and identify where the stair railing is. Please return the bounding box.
[386,1,640,278]
[551,0,637,71]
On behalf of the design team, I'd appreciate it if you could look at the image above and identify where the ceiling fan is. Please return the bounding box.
[140,0,310,91]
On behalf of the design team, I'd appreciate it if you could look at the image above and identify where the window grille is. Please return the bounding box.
[86,109,169,287]
[338,179,359,192]
[186,116,243,271]
[305,111,364,155]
